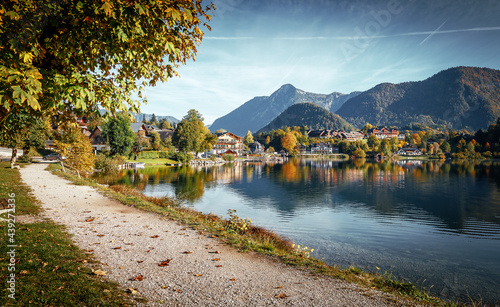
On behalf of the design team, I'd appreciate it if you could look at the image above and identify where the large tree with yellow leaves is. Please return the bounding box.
[0,0,214,122]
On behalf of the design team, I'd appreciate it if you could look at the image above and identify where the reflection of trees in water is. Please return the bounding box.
[250,159,500,229]
[94,160,500,229]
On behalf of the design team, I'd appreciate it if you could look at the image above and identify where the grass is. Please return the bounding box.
[0,162,140,306]
[125,158,178,165]
[46,164,481,307]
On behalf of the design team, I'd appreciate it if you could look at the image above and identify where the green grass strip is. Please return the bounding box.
[0,162,140,306]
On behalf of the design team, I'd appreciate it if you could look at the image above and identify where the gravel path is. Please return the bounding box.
[19,163,423,306]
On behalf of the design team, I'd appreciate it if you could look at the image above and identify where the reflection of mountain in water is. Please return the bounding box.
[227,160,500,231]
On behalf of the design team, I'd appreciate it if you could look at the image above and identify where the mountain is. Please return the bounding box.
[336,67,500,131]
[134,113,179,124]
[257,102,354,133]
[209,84,360,136]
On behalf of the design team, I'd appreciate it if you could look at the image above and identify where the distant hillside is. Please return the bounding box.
[257,102,354,133]
[336,66,500,131]
[209,84,360,136]
[134,113,179,124]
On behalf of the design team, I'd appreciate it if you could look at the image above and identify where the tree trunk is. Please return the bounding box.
[10,147,17,166]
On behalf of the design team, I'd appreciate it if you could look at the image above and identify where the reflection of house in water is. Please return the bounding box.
[395,160,423,167]
[206,164,243,184]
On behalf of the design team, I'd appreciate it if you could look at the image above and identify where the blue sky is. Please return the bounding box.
[140,0,500,124]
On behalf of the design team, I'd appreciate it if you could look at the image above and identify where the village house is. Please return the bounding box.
[307,130,332,138]
[397,147,423,156]
[310,143,338,154]
[211,132,244,156]
[367,127,400,139]
[248,141,264,154]
[298,144,308,155]
[89,126,109,151]
[158,129,175,142]
[341,131,365,141]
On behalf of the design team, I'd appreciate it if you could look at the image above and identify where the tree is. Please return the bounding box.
[54,124,95,173]
[160,120,172,130]
[412,133,422,146]
[281,132,297,154]
[172,110,214,156]
[367,135,380,151]
[131,134,148,160]
[265,135,271,146]
[380,139,392,155]
[22,118,50,157]
[353,148,366,158]
[102,113,135,155]
[148,130,161,151]
[243,131,254,146]
[0,1,214,123]
[362,124,373,134]
[184,109,204,122]
[0,108,48,165]
[441,141,451,153]
[151,114,157,125]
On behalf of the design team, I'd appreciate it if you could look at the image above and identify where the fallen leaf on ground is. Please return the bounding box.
[130,275,144,281]
[194,274,203,277]
[209,251,221,254]
[276,286,283,289]
[85,218,95,222]
[230,278,236,281]
[151,235,159,238]
[183,251,193,254]
[158,259,172,267]
[92,269,107,276]
[113,247,121,250]
[212,258,221,261]
[215,265,222,268]
[275,293,289,298]
[126,288,138,294]
[19,270,28,275]
[86,249,94,253]
[97,234,104,237]
[137,260,144,263]
[56,286,64,291]
[161,286,168,289]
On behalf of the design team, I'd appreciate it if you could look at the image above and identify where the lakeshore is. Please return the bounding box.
[7,162,424,306]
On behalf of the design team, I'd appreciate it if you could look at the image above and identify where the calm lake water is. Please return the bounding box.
[96,159,500,304]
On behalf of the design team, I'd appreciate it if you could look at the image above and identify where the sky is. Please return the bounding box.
[139,0,500,124]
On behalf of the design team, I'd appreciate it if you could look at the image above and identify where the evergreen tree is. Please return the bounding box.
[102,113,135,155]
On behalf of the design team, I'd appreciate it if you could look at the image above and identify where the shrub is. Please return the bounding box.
[222,153,235,161]
[94,153,123,173]
[138,151,160,159]
[159,150,171,158]
[171,152,193,163]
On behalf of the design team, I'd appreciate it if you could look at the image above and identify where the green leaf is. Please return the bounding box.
[7,75,18,82]
[101,1,113,16]
[12,86,22,98]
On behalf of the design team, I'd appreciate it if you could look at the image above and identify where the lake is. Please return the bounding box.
[96,158,500,304]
